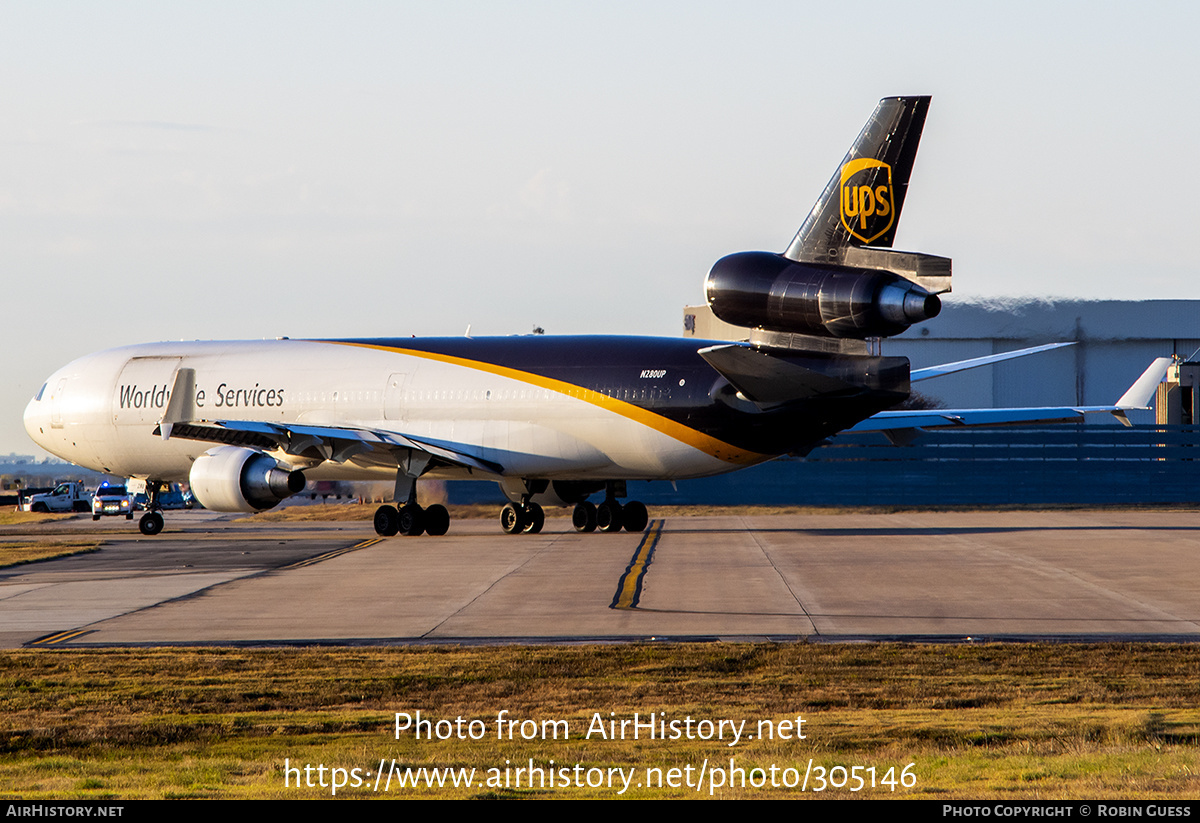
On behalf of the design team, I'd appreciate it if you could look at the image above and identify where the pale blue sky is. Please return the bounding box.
[4,1,1198,454]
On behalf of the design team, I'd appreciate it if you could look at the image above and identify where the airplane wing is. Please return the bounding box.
[698,342,1082,408]
[850,357,1172,438]
[155,418,505,475]
[152,366,504,475]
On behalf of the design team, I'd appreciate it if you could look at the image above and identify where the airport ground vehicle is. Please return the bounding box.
[22,97,1168,537]
[91,483,135,521]
[21,481,91,513]
[133,484,196,511]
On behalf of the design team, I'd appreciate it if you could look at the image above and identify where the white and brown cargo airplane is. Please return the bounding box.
[24,97,1169,537]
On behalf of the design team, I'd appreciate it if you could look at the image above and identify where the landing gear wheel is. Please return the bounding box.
[374,505,399,536]
[500,503,527,535]
[398,504,425,536]
[572,501,597,533]
[522,503,544,534]
[126,512,134,520]
[622,500,648,533]
[92,515,100,522]
[597,501,624,533]
[138,511,164,536]
[424,504,450,536]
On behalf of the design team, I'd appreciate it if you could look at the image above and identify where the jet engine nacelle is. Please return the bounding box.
[188,446,306,512]
[705,251,941,338]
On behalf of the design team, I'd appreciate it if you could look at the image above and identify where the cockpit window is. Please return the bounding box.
[34,383,46,402]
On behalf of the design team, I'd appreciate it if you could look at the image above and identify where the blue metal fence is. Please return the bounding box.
[446,426,1200,507]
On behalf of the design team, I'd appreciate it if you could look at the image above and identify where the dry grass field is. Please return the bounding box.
[1,644,1196,799]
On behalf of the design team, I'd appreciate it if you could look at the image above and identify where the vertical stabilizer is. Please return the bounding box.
[784,96,930,261]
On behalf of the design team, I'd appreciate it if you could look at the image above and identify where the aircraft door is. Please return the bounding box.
[383,373,409,422]
[50,377,67,429]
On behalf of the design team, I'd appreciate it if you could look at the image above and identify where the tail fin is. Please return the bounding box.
[785,96,931,261]
[704,95,948,342]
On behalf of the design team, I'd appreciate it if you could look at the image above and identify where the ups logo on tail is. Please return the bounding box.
[839,158,894,244]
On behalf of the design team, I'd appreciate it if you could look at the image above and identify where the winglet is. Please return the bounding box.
[158,367,196,441]
[1110,357,1171,427]
[1116,358,1172,409]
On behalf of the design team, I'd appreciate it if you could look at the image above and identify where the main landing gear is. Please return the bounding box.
[570,499,648,534]
[372,478,650,537]
[499,501,545,534]
[374,467,449,537]
[496,479,648,537]
[373,502,450,537]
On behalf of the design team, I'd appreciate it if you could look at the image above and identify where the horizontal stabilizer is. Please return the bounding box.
[849,407,1094,433]
[853,357,1172,436]
[911,342,1076,382]
[698,345,858,404]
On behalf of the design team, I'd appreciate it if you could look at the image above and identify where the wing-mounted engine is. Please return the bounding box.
[189,445,306,512]
[704,96,950,343]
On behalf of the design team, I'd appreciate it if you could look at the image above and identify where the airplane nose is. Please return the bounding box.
[23,381,51,448]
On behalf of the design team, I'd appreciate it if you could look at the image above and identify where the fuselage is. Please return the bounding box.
[24,335,909,485]
[20,97,942,538]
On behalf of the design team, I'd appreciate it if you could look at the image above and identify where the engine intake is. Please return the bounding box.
[705,251,940,338]
[189,446,306,512]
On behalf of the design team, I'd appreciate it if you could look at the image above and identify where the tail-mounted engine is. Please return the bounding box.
[189,446,306,512]
[705,251,942,339]
[705,97,951,342]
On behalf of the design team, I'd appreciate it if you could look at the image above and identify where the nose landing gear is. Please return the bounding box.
[138,510,164,536]
[134,480,167,536]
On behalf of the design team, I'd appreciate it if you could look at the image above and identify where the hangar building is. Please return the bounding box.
[684,299,1200,427]
[449,300,1200,507]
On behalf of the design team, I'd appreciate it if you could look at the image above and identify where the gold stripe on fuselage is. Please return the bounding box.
[322,340,765,466]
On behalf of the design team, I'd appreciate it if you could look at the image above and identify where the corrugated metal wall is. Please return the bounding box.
[686,300,1200,426]
[448,426,1200,507]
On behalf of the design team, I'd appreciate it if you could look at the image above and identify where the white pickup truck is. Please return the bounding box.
[21,482,92,513]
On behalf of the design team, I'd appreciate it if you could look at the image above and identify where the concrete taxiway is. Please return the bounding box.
[2,509,1198,646]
